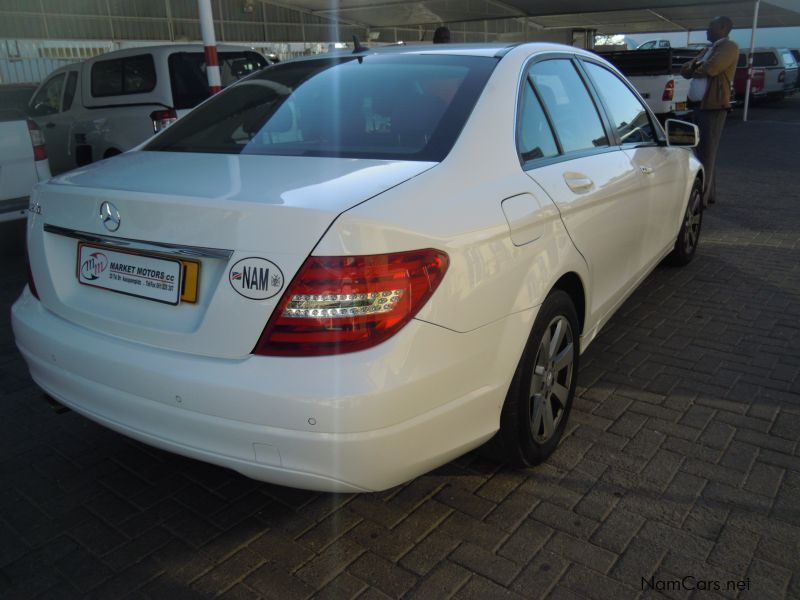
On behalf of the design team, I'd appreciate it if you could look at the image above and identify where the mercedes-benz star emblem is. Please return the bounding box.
[99,201,121,232]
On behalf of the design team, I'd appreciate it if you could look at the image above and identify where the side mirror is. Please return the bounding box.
[665,119,699,147]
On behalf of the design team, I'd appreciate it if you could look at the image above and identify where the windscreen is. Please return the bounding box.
[169,51,269,109]
[148,54,498,162]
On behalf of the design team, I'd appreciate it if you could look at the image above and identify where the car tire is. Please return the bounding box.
[668,178,703,266]
[499,290,580,467]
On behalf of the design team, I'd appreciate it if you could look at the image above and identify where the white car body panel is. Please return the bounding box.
[0,119,51,222]
[627,74,690,116]
[13,43,702,491]
[29,152,434,358]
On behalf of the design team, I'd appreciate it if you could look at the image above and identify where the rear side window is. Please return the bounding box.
[517,82,559,162]
[169,51,268,110]
[147,54,497,162]
[583,62,655,145]
[91,54,156,97]
[529,59,609,153]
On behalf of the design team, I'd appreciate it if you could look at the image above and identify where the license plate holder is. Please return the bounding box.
[77,243,185,305]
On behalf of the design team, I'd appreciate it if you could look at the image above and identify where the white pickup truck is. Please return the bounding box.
[597,48,696,122]
[27,44,271,175]
[0,84,51,223]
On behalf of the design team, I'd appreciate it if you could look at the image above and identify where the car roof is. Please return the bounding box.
[281,42,595,63]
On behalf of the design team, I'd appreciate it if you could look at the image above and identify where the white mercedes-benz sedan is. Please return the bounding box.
[12,43,704,492]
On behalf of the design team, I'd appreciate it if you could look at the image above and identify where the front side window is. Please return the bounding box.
[529,59,609,153]
[30,73,65,116]
[782,51,797,68]
[147,54,497,162]
[583,62,655,145]
[91,54,156,97]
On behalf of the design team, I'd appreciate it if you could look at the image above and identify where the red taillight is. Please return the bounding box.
[778,70,785,83]
[254,249,449,356]
[27,119,47,161]
[753,68,765,91]
[150,109,178,133]
[662,79,675,101]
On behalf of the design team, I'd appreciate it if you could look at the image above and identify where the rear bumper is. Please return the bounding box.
[0,196,28,223]
[12,288,535,492]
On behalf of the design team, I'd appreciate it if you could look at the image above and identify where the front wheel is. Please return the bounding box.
[667,178,703,266]
[499,290,580,466]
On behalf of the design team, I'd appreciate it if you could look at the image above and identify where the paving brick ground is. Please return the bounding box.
[1,98,799,599]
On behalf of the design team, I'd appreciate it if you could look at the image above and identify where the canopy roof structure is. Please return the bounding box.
[280,0,800,33]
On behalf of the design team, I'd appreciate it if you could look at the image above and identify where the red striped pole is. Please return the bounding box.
[198,0,221,94]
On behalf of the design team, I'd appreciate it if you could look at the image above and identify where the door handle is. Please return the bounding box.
[45,122,56,129]
[563,173,594,193]
[640,166,654,175]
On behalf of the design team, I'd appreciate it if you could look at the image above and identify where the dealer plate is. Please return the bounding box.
[77,243,185,305]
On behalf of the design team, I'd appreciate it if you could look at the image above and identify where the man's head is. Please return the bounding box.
[433,26,451,44]
[706,16,733,42]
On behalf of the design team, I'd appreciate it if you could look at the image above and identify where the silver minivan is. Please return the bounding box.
[27,45,271,175]
[736,47,799,100]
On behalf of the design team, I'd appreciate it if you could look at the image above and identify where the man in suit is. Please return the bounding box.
[681,16,738,206]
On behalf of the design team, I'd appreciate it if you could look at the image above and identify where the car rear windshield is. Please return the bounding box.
[169,51,269,109]
[738,52,779,68]
[147,54,498,162]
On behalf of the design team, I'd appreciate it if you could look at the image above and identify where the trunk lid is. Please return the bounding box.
[28,150,434,358]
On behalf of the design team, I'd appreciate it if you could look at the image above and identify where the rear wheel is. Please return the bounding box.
[668,178,703,266]
[499,290,579,466]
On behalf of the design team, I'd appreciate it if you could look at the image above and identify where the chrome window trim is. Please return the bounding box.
[43,224,233,260]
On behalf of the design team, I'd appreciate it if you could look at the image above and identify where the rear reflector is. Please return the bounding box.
[150,109,178,133]
[254,249,449,356]
[662,79,675,101]
[27,119,47,162]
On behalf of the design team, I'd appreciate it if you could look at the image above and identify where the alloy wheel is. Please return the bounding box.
[683,188,702,254]
[529,315,575,443]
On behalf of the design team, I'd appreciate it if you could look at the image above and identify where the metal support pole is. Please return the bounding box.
[197,0,221,94]
[743,0,761,122]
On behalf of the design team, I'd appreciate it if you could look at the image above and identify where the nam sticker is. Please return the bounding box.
[228,257,284,300]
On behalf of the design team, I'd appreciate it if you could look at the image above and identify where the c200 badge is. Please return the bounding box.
[228,257,284,300]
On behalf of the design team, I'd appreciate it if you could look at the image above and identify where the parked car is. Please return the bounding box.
[0,84,51,223]
[596,48,696,121]
[27,44,271,175]
[13,43,704,492]
[734,47,799,102]
[791,49,800,90]
[637,39,671,50]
